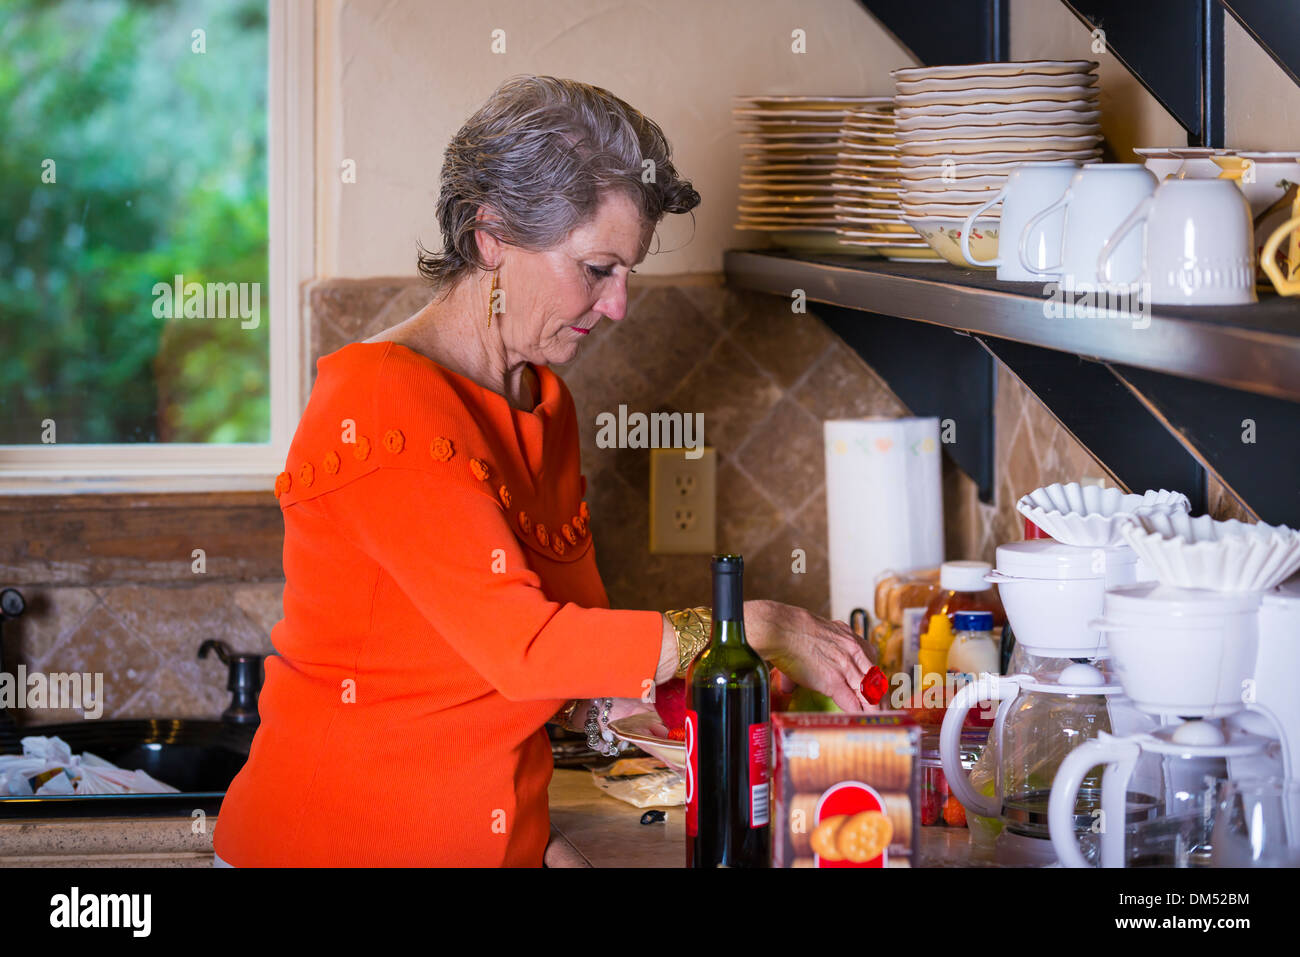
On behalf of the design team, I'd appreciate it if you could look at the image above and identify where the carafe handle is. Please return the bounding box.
[1048,734,1140,868]
[939,674,1017,820]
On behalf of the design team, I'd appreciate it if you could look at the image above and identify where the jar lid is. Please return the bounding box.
[953,610,994,632]
[941,560,993,591]
[1104,581,1262,617]
[995,540,1136,580]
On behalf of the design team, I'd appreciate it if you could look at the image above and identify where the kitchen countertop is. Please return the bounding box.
[545,768,988,868]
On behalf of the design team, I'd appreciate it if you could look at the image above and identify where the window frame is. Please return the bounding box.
[0,0,314,495]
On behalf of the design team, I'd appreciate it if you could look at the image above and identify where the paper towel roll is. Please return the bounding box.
[824,418,944,623]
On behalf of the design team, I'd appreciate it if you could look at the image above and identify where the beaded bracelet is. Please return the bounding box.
[584,697,619,756]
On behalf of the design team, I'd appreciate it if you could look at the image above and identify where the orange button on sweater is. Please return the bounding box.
[214,342,664,866]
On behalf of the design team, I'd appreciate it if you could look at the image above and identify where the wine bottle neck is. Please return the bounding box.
[712,567,744,644]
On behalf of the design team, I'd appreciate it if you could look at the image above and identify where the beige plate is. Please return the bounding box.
[895,72,1096,94]
[899,147,1101,167]
[900,134,1102,156]
[898,121,1098,142]
[897,98,1099,117]
[892,59,1096,81]
[895,86,1100,108]
[607,714,685,771]
[897,108,1099,131]
[900,175,1005,190]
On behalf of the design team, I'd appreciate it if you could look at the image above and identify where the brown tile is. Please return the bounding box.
[8,587,99,673]
[716,460,784,557]
[308,278,412,340]
[732,301,837,389]
[678,282,752,332]
[115,664,225,721]
[668,336,782,454]
[791,343,909,422]
[734,398,824,511]
[232,583,286,643]
[745,526,830,615]
[34,602,161,720]
[790,483,828,554]
[365,284,432,338]
[601,286,721,399]
[100,584,267,662]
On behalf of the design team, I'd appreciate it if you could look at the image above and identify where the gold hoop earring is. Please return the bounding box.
[487,270,499,328]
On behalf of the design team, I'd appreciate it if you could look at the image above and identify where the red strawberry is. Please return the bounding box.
[653,678,687,738]
[666,727,686,741]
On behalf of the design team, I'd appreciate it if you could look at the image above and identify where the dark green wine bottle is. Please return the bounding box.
[685,554,771,868]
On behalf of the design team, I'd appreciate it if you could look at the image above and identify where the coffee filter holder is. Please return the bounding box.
[1016,483,1190,546]
[1120,512,1300,592]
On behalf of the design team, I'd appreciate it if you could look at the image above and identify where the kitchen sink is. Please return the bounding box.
[0,718,255,819]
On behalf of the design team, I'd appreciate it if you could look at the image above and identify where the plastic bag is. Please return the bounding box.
[590,757,684,808]
[0,736,179,796]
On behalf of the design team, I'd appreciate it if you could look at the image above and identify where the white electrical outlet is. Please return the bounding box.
[649,447,716,554]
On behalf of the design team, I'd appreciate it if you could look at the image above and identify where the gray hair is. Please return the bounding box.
[417,75,700,290]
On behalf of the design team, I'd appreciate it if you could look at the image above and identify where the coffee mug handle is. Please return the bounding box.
[1018,189,1072,277]
[1261,215,1300,296]
[959,185,1007,267]
[1097,195,1154,285]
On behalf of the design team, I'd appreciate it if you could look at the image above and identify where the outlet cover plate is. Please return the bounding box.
[649,447,716,554]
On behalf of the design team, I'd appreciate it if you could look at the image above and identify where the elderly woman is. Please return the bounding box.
[214,75,873,867]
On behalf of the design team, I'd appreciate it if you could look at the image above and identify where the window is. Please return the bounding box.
[0,0,311,491]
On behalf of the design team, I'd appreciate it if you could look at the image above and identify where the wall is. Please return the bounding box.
[315,0,915,277]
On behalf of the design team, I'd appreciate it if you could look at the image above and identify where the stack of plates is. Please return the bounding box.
[891,60,1104,266]
[734,95,899,253]
[831,109,940,260]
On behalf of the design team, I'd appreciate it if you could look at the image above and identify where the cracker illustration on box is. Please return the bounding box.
[772,713,920,868]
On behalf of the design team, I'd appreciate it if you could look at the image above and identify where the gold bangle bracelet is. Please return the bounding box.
[666,606,712,678]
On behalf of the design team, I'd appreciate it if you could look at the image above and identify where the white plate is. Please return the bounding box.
[898,147,1101,167]
[894,85,1101,107]
[741,130,844,141]
[900,175,1006,190]
[900,134,1102,156]
[735,95,893,108]
[895,72,1096,94]
[902,202,1002,218]
[900,188,1004,204]
[896,108,1100,131]
[897,98,1099,117]
[892,59,1096,81]
[898,121,1098,142]
[607,713,686,771]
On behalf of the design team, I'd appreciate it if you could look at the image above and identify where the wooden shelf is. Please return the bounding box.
[724,250,1300,404]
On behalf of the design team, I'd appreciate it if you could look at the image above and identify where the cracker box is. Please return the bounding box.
[772,713,921,868]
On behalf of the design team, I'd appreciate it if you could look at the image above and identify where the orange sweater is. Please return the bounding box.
[214,341,664,866]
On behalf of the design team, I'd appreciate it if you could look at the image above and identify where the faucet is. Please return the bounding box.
[198,639,265,726]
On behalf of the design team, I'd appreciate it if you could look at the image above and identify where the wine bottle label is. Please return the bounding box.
[685,709,698,837]
[749,722,770,828]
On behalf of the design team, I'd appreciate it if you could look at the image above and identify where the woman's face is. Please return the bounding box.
[496,190,655,366]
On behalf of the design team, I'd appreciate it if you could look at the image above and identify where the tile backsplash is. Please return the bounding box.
[2,274,1254,725]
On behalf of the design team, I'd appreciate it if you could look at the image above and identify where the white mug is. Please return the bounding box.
[959,160,1080,281]
[1020,163,1157,291]
[1098,178,1257,306]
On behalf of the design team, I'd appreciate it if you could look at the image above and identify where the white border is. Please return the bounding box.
[0,0,314,495]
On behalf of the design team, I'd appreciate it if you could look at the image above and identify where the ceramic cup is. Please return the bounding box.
[1019,163,1158,291]
[958,161,1080,279]
[1099,178,1258,306]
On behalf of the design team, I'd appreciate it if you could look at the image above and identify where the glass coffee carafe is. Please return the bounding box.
[941,654,1160,864]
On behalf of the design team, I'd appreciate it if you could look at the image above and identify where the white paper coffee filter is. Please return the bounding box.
[1016,483,1190,546]
[1121,512,1300,592]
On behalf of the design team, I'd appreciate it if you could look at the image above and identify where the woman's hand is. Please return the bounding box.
[744,599,877,712]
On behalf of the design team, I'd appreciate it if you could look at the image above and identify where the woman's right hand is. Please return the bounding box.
[744,599,876,712]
